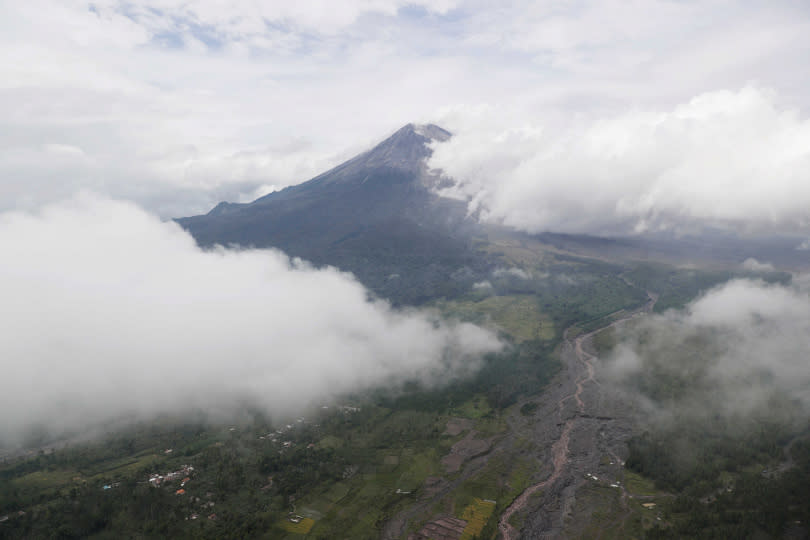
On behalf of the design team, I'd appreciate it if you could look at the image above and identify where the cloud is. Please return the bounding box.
[0,1,470,217]
[3,1,810,219]
[742,258,776,273]
[90,0,461,39]
[492,267,531,280]
[0,196,501,446]
[430,86,810,236]
[606,278,810,420]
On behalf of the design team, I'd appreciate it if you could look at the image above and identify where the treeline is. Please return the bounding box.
[624,262,791,313]
[613,313,810,538]
[643,438,810,539]
[375,338,560,413]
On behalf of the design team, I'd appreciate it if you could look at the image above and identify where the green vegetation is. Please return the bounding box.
[623,471,658,497]
[0,407,446,540]
[451,395,493,420]
[611,307,810,538]
[6,240,773,539]
[459,498,496,539]
[438,295,555,342]
[623,262,790,313]
[519,402,538,416]
[0,347,562,540]
[278,517,315,534]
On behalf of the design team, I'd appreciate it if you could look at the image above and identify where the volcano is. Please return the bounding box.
[177,124,486,304]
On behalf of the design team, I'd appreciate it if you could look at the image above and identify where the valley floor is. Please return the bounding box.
[383,293,658,539]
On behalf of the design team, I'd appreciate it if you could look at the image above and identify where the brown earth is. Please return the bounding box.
[443,418,474,437]
[441,431,492,473]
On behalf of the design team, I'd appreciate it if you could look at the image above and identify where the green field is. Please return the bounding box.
[279,516,315,534]
[438,294,554,342]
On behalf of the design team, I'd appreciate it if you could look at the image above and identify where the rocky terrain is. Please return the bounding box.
[501,294,655,538]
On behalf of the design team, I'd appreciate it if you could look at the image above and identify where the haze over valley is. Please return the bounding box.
[2,1,810,538]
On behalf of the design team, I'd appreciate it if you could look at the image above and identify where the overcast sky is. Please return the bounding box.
[3,0,810,226]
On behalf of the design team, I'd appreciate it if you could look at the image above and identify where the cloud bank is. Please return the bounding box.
[0,197,501,446]
[4,1,810,217]
[606,278,810,422]
[430,87,810,236]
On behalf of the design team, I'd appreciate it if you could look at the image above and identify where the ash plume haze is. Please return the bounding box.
[0,196,501,447]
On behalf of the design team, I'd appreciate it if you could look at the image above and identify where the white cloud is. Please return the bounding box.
[604,276,810,430]
[742,258,775,273]
[2,1,810,220]
[430,86,810,236]
[90,0,461,39]
[608,278,810,417]
[0,1,472,217]
[0,196,501,445]
[492,267,531,280]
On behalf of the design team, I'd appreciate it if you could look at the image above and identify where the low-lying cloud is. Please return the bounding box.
[741,257,776,273]
[606,278,810,422]
[492,267,531,280]
[0,196,501,446]
[430,86,810,236]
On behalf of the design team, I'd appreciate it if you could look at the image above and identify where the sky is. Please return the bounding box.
[3,0,810,443]
[2,0,810,224]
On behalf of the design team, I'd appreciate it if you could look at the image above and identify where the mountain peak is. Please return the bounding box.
[357,123,451,176]
[397,123,452,142]
[176,121,474,304]
[377,123,451,153]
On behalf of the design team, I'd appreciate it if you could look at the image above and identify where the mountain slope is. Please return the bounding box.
[177,124,488,304]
